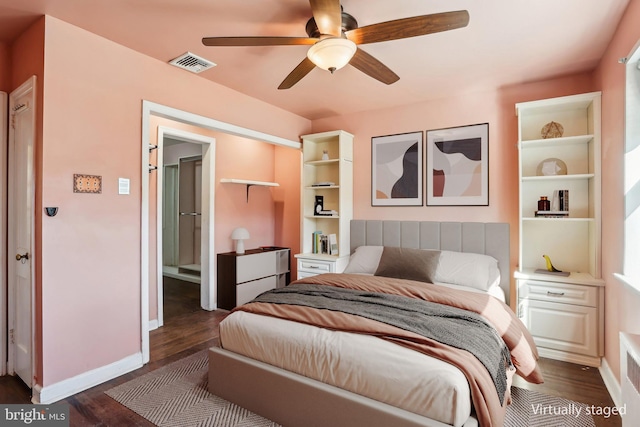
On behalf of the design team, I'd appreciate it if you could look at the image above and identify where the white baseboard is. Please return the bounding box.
[599,356,622,408]
[149,319,159,331]
[32,352,143,404]
[536,347,601,367]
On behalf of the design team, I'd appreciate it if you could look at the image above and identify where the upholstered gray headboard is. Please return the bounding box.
[350,220,510,301]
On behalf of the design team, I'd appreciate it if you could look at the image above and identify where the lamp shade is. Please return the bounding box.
[231,227,250,254]
[231,227,250,240]
[307,37,357,72]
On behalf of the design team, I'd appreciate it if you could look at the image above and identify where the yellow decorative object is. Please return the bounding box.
[542,254,562,272]
[541,121,564,139]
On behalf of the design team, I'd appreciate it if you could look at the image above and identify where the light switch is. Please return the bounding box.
[118,178,130,195]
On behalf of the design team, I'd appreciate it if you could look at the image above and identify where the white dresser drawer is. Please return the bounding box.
[518,279,597,307]
[236,276,277,306]
[237,251,276,283]
[518,299,598,357]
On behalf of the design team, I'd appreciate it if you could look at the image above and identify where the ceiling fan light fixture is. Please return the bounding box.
[307,37,357,73]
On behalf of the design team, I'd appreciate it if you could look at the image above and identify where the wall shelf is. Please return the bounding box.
[220,178,279,202]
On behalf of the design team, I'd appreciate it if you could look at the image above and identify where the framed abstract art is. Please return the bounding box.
[371,131,423,206]
[426,123,489,206]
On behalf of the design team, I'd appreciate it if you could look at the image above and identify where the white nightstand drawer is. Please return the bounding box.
[298,259,333,274]
[518,279,597,307]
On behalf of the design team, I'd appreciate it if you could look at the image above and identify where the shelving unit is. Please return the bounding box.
[295,130,353,279]
[515,92,604,367]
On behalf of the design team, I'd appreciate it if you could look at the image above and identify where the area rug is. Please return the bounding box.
[106,350,595,427]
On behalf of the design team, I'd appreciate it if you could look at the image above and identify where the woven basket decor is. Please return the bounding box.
[541,121,564,139]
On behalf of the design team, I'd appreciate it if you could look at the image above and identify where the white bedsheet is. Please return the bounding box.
[221,310,473,427]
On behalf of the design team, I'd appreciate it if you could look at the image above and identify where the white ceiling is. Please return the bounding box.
[0,0,631,120]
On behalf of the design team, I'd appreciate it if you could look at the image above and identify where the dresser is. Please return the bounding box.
[217,247,290,310]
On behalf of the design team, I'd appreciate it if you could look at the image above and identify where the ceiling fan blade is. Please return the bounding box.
[349,49,399,85]
[203,36,318,47]
[278,57,317,90]
[309,0,343,36]
[346,10,469,45]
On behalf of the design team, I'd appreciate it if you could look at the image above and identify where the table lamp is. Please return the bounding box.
[231,227,250,254]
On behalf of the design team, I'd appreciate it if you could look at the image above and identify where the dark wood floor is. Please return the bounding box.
[0,278,622,426]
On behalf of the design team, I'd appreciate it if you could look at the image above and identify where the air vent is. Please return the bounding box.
[169,52,216,73]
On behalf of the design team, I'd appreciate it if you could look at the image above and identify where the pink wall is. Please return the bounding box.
[274,145,302,278]
[312,73,594,306]
[33,16,308,387]
[0,41,10,91]
[592,0,640,381]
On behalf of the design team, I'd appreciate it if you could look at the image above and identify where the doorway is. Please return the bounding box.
[154,127,215,329]
[141,101,300,363]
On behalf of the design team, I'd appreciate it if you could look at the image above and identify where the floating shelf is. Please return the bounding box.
[220,178,279,202]
[521,173,595,182]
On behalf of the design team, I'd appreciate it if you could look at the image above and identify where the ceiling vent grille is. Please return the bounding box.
[169,52,216,73]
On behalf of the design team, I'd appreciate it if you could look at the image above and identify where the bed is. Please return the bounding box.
[208,220,542,427]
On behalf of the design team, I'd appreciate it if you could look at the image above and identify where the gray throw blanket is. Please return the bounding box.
[253,283,512,404]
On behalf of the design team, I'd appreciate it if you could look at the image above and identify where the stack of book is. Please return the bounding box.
[535,210,569,218]
[312,231,338,255]
[554,189,569,211]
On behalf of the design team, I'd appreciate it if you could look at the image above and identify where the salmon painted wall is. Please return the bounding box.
[312,73,594,305]
[0,42,10,91]
[35,16,308,387]
[146,116,300,322]
[592,0,640,382]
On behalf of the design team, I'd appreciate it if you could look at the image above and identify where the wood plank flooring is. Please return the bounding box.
[0,277,622,426]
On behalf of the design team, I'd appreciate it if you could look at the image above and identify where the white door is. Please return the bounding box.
[8,77,36,387]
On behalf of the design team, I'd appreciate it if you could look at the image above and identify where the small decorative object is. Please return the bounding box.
[231,227,250,254]
[314,195,324,215]
[537,196,550,211]
[321,150,329,161]
[73,174,102,193]
[541,121,564,139]
[536,158,567,176]
[44,207,58,217]
[535,254,570,276]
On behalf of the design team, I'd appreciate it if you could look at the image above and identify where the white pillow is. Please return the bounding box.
[433,250,500,291]
[343,246,384,274]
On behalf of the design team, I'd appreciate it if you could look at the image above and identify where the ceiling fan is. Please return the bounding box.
[202,0,469,89]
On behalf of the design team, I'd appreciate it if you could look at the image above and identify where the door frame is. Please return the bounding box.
[140,101,300,363]
[0,91,7,376]
[155,127,215,328]
[7,76,37,386]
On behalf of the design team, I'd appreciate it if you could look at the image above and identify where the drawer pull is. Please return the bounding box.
[547,291,565,297]
[308,265,320,268]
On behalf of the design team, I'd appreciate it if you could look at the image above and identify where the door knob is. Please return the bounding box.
[15,253,29,261]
